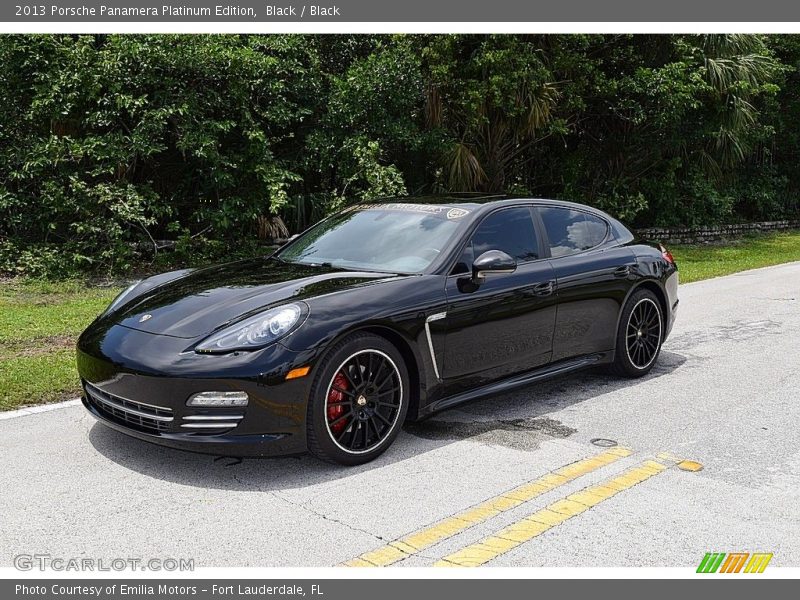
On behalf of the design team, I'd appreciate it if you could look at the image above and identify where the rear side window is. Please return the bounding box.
[452,207,539,274]
[538,207,608,257]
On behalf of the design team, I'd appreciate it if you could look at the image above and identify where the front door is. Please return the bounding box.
[441,206,558,394]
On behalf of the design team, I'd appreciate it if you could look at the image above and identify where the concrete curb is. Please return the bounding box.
[0,399,81,420]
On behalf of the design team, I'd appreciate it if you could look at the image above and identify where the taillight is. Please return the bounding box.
[660,244,675,266]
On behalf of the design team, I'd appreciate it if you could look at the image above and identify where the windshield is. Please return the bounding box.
[277,203,472,273]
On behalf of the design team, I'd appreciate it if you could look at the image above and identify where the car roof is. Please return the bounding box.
[369,195,632,244]
[373,194,603,213]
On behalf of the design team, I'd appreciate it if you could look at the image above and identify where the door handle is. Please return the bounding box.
[531,280,556,296]
[614,265,631,278]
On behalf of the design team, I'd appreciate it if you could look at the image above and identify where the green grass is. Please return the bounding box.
[1,229,800,411]
[0,349,82,409]
[0,279,120,410]
[670,230,800,283]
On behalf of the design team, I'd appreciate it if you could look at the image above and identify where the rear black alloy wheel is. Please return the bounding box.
[625,297,662,370]
[307,333,408,465]
[611,289,664,378]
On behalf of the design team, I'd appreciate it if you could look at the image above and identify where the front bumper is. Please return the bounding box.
[77,324,319,457]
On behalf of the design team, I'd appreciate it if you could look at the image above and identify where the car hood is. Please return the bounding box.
[111,258,403,339]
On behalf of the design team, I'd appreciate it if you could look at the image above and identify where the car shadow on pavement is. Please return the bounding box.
[88,349,687,492]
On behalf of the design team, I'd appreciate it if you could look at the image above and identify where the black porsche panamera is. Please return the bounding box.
[77,195,678,465]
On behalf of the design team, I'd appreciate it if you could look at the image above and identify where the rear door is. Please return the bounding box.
[536,205,636,361]
[440,206,557,394]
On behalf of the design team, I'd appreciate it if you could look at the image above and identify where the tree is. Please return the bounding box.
[421,35,563,193]
[0,34,795,276]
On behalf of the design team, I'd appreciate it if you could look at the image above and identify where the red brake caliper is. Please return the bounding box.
[327,372,349,435]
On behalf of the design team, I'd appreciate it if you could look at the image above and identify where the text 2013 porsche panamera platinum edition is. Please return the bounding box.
[77,195,678,465]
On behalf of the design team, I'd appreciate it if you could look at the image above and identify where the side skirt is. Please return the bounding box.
[421,351,613,417]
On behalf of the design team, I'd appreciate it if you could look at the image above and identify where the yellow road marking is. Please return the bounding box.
[657,451,681,463]
[340,446,632,567]
[659,452,704,473]
[434,459,667,567]
[676,460,703,472]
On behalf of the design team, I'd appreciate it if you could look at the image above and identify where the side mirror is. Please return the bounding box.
[472,250,516,283]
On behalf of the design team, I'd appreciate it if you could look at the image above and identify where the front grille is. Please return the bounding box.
[84,382,173,434]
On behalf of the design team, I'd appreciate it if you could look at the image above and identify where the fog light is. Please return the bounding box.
[187,391,249,407]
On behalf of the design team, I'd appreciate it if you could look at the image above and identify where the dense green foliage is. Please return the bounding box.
[2,34,800,276]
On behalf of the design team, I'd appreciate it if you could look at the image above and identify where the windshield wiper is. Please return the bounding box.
[273,256,333,269]
[273,256,404,275]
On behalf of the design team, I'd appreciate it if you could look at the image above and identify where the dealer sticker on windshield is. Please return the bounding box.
[366,203,471,219]
[446,208,469,219]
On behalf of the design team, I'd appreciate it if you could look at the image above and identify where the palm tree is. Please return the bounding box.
[699,34,778,172]
[425,37,562,193]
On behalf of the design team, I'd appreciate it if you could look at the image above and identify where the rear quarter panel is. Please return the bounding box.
[628,241,679,338]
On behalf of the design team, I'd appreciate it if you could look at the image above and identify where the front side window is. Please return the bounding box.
[538,207,608,257]
[452,207,539,274]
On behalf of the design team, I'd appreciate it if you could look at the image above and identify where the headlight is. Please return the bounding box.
[100,281,141,317]
[195,303,306,354]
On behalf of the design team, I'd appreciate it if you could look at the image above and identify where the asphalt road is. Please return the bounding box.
[2,263,799,569]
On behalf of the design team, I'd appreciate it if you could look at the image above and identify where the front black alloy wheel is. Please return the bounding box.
[307,332,409,465]
[610,288,664,378]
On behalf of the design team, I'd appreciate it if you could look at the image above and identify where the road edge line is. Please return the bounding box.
[0,398,81,420]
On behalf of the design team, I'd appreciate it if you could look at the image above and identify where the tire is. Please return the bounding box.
[306,332,409,465]
[609,288,664,378]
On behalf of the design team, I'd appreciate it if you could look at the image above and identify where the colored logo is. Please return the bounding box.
[697,552,773,573]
